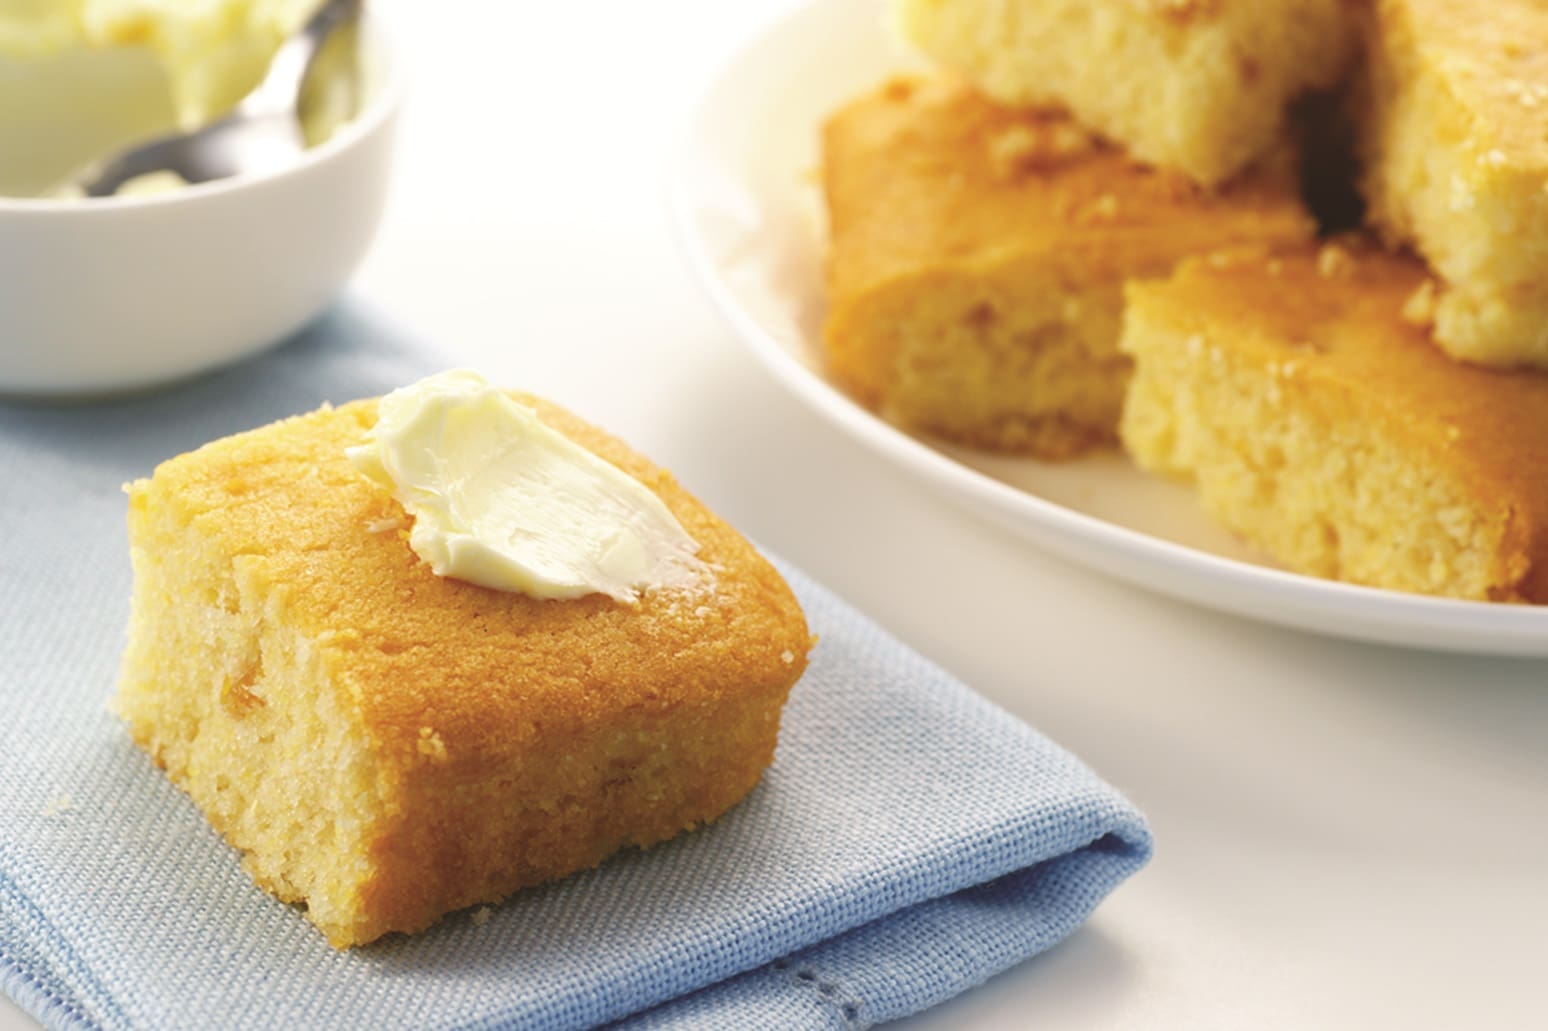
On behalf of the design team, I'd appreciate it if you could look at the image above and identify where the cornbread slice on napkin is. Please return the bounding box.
[822,75,1315,458]
[1357,0,1548,368]
[114,394,812,948]
[1120,241,1548,601]
[894,0,1360,187]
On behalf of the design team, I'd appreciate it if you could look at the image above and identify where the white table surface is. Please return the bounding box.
[6,1,1547,1028]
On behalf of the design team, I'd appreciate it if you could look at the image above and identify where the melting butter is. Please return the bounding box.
[348,370,705,603]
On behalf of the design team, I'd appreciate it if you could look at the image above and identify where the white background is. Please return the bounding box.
[6,1,1547,1027]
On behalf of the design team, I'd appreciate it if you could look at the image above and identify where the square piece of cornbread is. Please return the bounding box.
[894,0,1359,187]
[1358,0,1548,368]
[115,395,813,947]
[1120,241,1548,602]
[822,76,1315,458]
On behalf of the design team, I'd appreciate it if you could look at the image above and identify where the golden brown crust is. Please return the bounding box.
[823,76,1310,305]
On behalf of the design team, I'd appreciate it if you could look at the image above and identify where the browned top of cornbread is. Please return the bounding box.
[823,75,1316,298]
[1132,240,1548,598]
[129,396,813,771]
[1376,0,1548,166]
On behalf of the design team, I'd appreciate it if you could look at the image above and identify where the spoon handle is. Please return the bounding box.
[241,0,364,119]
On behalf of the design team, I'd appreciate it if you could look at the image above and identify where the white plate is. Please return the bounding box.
[669,0,1548,656]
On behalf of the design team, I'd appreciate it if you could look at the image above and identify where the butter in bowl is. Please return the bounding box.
[0,0,403,397]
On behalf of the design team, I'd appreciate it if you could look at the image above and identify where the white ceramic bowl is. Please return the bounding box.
[0,14,403,397]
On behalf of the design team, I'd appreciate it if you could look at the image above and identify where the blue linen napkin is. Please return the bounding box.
[0,306,1151,1031]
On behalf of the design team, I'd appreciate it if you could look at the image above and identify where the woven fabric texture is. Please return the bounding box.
[0,308,1150,1030]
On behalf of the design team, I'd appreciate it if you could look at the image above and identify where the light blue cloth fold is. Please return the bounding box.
[0,306,1151,1031]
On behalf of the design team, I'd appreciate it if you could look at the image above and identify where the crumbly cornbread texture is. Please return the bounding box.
[115,396,813,948]
[822,76,1315,458]
[894,0,1359,187]
[1358,0,1548,368]
[1120,241,1548,602]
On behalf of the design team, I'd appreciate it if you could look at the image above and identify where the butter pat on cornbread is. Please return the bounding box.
[1120,242,1548,602]
[895,0,1360,187]
[822,76,1315,457]
[347,370,707,602]
[115,393,812,947]
[1358,0,1548,368]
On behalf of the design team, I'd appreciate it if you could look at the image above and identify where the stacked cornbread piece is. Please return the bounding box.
[822,0,1548,602]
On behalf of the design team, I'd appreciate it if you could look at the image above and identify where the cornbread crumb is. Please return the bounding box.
[1316,243,1354,280]
[115,396,813,947]
[1149,0,1220,20]
[1120,242,1548,601]
[1203,249,1258,271]
[822,76,1314,457]
[1402,279,1438,328]
[470,906,492,927]
[415,728,448,763]
[1358,0,1548,367]
[1077,193,1120,225]
[896,0,1359,185]
[42,795,74,817]
[1503,81,1545,109]
[1046,121,1094,159]
[987,124,1039,178]
[986,120,1096,180]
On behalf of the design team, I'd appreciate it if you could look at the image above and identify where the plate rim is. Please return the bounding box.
[666,0,1548,657]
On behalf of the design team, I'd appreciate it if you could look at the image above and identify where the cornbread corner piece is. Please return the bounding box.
[1358,0,1548,368]
[1119,240,1548,602]
[114,396,813,948]
[821,75,1316,458]
[894,0,1360,187]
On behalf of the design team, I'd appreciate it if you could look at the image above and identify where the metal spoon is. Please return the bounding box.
[72,0,362,198]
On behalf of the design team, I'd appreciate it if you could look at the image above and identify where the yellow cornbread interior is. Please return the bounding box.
[1120,244,1548,602]
[114,397,812,948]
[822,76,1315,458]
[873,272,1129,458]
[894,0,1359,187]
[115,498,384,944]
[1359,0,1548,368]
